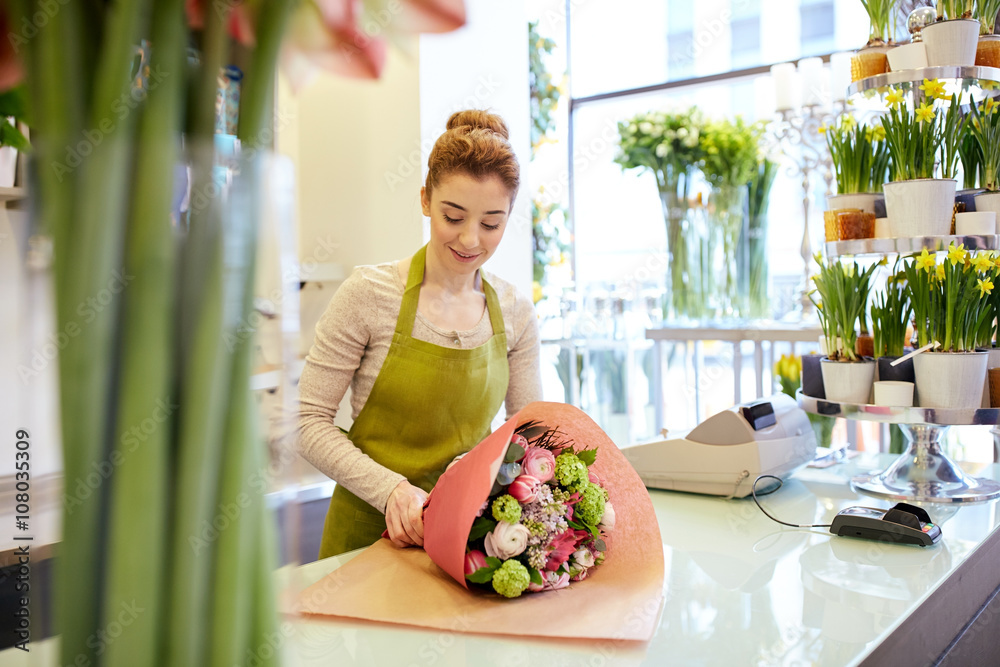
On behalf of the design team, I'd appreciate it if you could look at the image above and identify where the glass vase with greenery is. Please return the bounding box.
[616,108,706,319]
[699,116,765,318]
[810,255,880,361]
[747,158,777,318]
[823,116,891,194]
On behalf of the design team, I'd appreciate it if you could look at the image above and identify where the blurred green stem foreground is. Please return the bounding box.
[12,1,294,664]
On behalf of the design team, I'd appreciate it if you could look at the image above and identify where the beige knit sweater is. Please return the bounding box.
[297,260,541,512]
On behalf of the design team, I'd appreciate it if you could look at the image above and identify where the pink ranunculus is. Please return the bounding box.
[599,501,616,531]
[464,550,487,577]
[521,446,556,483]
[571,548,596,569]
[484,522,530,560]
[508,474,540,503]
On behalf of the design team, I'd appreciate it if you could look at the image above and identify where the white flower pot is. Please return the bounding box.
[884,179,957,238]
[826,192,880,215]
[922,19,980,67]
[821,358,876,404]
[873,380,914,407]
[914,351,988,408]
[974,192,1000,219]
[887,42,928,71]
[0,146,16,188]
[955,211,997,236]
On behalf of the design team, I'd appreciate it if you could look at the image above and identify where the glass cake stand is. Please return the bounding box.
[796,391,1000,504]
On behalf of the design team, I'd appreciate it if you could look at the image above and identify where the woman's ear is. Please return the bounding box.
[420,187,431,217]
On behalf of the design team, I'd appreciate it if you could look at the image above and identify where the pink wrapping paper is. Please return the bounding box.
[298,402,665,641]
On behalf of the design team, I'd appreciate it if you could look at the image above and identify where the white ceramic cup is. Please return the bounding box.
[955,211,998,236]
[887,42,928,71]
[873,380,914,407]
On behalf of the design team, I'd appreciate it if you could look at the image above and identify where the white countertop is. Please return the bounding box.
[5,453,998,665]
[283,452,1000,667]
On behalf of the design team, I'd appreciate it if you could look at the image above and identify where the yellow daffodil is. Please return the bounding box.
[993,254,1000,269]
[914,102,935,123]
[978,278,994,297]
[915,248,936,273]
[818,125,828,134]
[947,243,967,266]
[982,81,998,91]
[878,256,889,266]
[973,254,994,273]
[919,78,948,100]
[840,115,857,131]
[885,90,905,107]
[936,263,946,281]
[984,97,998,115]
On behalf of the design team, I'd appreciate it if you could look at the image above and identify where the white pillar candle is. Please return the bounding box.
[798,57,826,107]
[771,62,799,111]
[830,51,854,102]
[754,75,775,120]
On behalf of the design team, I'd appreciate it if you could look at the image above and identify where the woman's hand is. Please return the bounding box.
[385,480,428,548]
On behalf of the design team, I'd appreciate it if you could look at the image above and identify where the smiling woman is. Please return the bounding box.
[298,110,542,559]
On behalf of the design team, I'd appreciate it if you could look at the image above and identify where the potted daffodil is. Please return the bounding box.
[810,254,880,404]
[823,115,891,216]
[870,260,914,384]
[903,243,998,407]
[881,88,966,238]
[970,96,1000,221]
[853,0,899,80]
[923,0,981,67]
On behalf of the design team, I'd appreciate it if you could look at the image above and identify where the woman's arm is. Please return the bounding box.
[504,288,543,416]
[297,270,406,512]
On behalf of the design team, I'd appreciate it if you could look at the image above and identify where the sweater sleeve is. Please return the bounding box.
[504,288,543,417]
[296,270,406,512]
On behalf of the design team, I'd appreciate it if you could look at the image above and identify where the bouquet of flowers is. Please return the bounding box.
[463,422,614,598]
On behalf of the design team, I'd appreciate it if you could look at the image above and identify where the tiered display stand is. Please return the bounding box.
[799,66,1000,504]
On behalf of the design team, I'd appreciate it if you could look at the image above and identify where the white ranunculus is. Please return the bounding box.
[484,522,530,560]
[571,548,595,568]
[599,502,616,531]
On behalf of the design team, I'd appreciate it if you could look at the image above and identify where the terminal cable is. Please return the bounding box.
[752,475,833,529]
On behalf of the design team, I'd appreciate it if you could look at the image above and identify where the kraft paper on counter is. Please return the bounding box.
[298,402,665,641]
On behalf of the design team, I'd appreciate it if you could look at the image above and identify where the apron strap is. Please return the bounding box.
[397,244,507,338]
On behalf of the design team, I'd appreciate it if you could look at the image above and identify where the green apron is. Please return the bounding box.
[318,245,509,558]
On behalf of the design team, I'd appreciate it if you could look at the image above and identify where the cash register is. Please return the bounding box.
[623,393,817,498]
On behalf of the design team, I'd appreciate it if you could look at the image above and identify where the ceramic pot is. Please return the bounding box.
[887,41,928,71]
[873,381,914,407]
[802,354,825,399]
[955,211,997,236]
[826,193,881,215]
[821,358,876,404]
[877,355,915,384]
[974,192,1000,220]
[922,19,980,67]
[976,34,1000,68]
[884,179,957,238]
[913,350,988,408]
[874,217,890,238]
[0,146,16,188]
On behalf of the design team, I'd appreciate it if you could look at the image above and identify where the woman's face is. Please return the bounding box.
[421,172,512,278]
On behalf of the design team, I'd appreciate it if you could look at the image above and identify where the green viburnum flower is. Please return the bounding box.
[492,495,522,524]
[575,482,607,526]
[554,452,588,488]
[491,559,531,598]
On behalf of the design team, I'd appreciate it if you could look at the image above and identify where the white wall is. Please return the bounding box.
[419,0,532,297]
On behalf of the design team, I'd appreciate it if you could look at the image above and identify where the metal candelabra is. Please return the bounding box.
[770,103,843,319]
